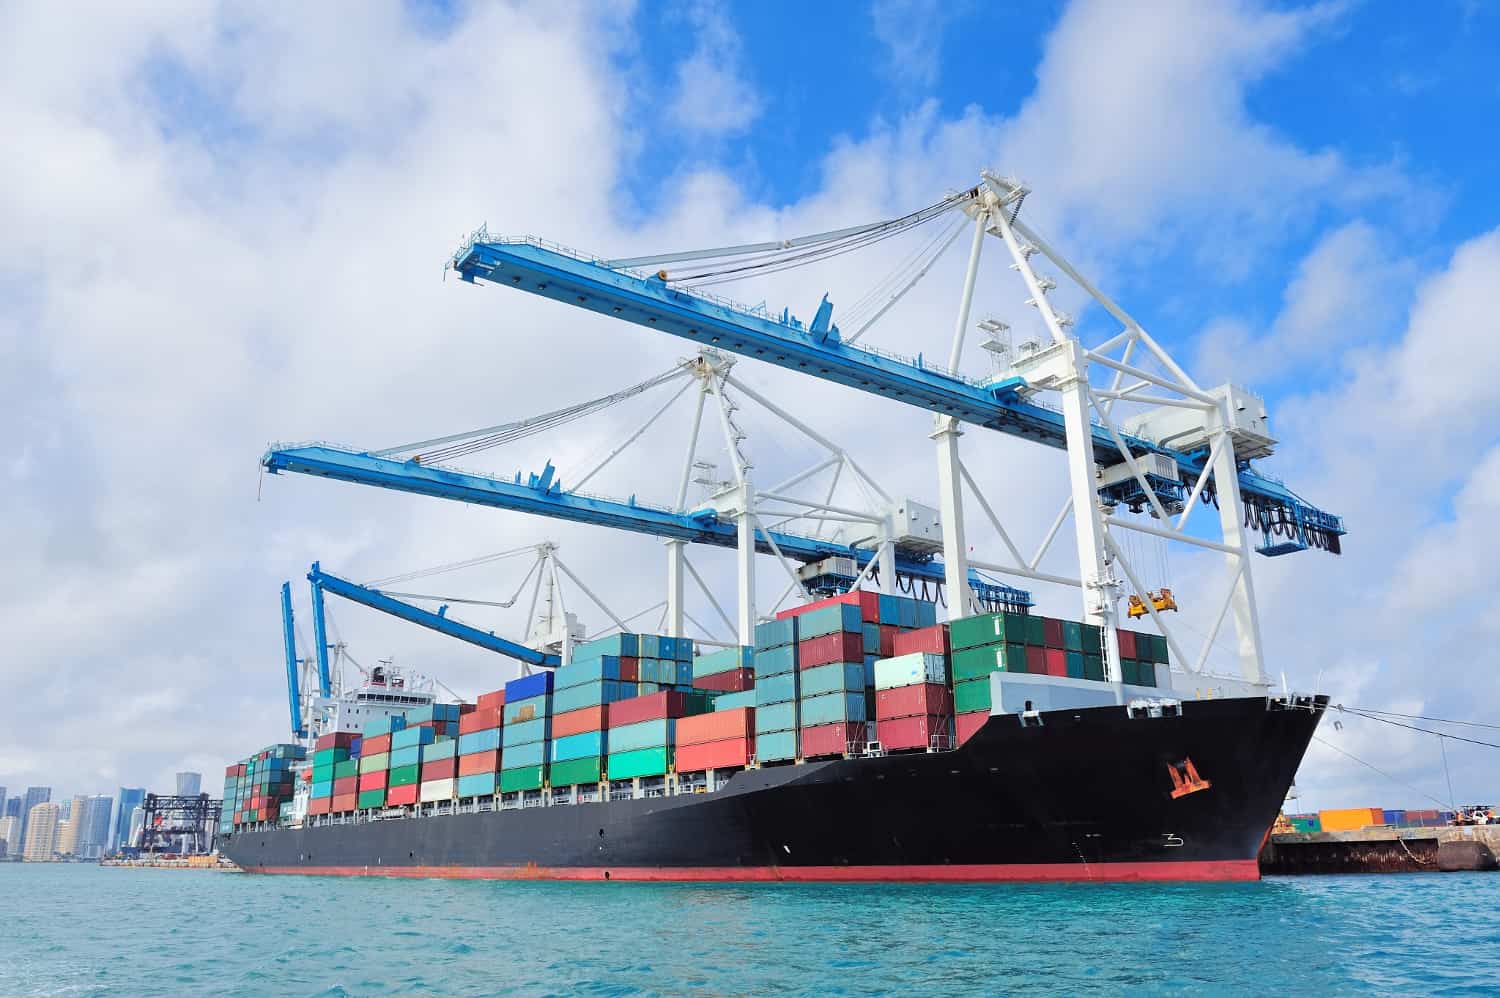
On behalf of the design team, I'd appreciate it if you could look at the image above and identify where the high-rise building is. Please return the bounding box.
[112,788,145,851]
[22,802,60,861]
[126,806,146,850]
[0,815,19,858]
[4,796,19,819]
[0,787,6,818]
[19,787,51,852]
[56,796,88,856]
[77,796,115,859]
[176,772,202,797]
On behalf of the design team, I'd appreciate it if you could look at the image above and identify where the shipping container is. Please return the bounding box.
[357,788,386,809]
[949,611,1027,651]
[753,616,798,650]
[676,706,754,747]
[875,683,953,720]
[499,765,546,793]
[795,603,864,639]
[1024,646,1046,675]
[457,728,502,755]
[799,631,864,669]
[777,589,879,624]
[504,671,554,704]
[333,775,358,795]
[755,671,801,706]
[459,707,503,734]
[554,655,623,689]
[457,772,498,798]
[800,721,865,758]
[505,740,548,769]
[476,688,506,712]
[956,710,989,745]
[575,632,639,660]
[1043,648,1068,678]
[755,701,799,734]
[503,693,552,725]
[386,783,419,807]
[419,778,455,803]
[608,746,673,779]
[421,758,457,782]
[800,691,866,726]
[458,750,501,776]
[799,661,866,698]
[755,730,798,762]
[753,645,798,677]
[609,718,675,754]
[308,797,333,816]
[507,716,551,746]
[714,690,756,712]
[693,645,754,678]
[553,704,609,738]
[878,713,950,751]
[360,733,394,757]
[357,752,390,774]
[1084,653,1105,681]
[389,745,422,769]
[1318,807,1384,832]
[953,677,992,714]
[391,726,436,751]
[609,690,713,727]
[311,780,333,799]
[874,652,947,690]
[1117,629,1138,660]
[389,764,420,788]
[892,624,949,657]
[675,736,753,772]
[314,730,358,751]
[553,680,635,714]
[361,715,407,738]
[551,730,607,763]
[550,756,604,787]
[693,667,755,693]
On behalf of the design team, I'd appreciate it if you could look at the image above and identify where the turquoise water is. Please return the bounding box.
[3,865,1499,995]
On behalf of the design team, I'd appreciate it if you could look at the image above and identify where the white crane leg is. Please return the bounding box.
[665,539,685,639]
[736,485,757,644]
[932,417,973,618]
[1210,434,1267,683]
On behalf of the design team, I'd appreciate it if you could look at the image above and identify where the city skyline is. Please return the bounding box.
[0,775,204,861]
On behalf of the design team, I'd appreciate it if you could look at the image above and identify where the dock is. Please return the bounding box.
[1261,825,1500,874]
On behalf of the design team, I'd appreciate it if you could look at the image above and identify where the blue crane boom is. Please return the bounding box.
[308,561,561,668]
[448,236,1344,555]
[262,445,1032,610]
[280,582,305,739]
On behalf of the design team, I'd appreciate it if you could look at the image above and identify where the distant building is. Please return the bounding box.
[0,787,6,820]
[126,806,145,849]
[176,772,202,797]
[77,796,114,859]
[19,787,50,853]
[4,796,19,819]
[0,815,19,859]
[112,788,145,852]
[22,802,60,861]
[56,796,89,856]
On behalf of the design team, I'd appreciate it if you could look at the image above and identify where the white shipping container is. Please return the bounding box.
[419,778,456,803]
[873,652,947,691]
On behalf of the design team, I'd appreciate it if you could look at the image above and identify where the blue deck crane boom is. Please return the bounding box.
[280,582,305,739]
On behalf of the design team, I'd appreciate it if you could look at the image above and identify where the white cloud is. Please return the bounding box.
[668,1,761,135]
[870,0,963,89]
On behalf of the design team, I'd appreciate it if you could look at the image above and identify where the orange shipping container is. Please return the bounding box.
[458,750,501,776]
[553,705,608,737]
[477,689,506,712]
[459,707,503,734]
[676,706,754,747]
[1318,807,1384,832]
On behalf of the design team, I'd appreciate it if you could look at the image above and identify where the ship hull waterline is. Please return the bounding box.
[221,694,1325,883]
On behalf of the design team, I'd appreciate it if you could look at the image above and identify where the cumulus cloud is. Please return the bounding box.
[870,0,967,89]
[668,1,761,135]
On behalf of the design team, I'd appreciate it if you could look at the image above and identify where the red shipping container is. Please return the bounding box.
[875,683,953,720]
[956,710,989,746]
[801,722,864,758]
[1025,646,1046,675]
[421,758,457,781]
[878,624,899,657]
[316,731,359,750]
[776,589,879,623]
[358,770,387,791]
[362,733,393,756]
[1043,648,1068,677]
[332,793,358,812]
[609,690,700,727]
[553,705,608,738]
[693,668,754,692]
[676,707,754,747]
[1043,617,1064,649]
[224,764,238,778]
[308,797,333,816]
[676,736,754,773]
[618,656,639,683]
[877,714,948,751]
[333,775,358,795]
[386,784,418,806]
[892,624,949,657]
[458,751,501,776]
[477,689,506,712]
[458,702,476,715]
[1117,629,1138,659]
[798,632,864,669]
[459,707,503,734]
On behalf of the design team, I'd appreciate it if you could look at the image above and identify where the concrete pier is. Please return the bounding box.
[1261,825,1500,875]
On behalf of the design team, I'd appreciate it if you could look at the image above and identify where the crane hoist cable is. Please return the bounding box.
[365,544,543,588]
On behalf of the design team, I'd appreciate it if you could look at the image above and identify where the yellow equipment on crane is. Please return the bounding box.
[1127,588,1179,619]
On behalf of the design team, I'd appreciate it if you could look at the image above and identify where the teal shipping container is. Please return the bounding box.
[754,645,798,677]
[505,740,547,768]
[755,701,799,734]
[553,656,622,689]
[391,726,435,751]
[425,739,458,761]
[361,715,406,738]
[504,694,552,725]
[862,623,880,654]
[693,645,753,678]
[800,691,867,726]
[388,745,423,769]
[897,598,918,628]
[714,690,756,711]
[609,718,676,754]
[755,671,800,706]
[457,728,502,755]
[311,780,333,799]
[507,716,551,745]
[553,680,635,714]
[800,662,866,698]
[878,593,901,625]
[457,772,498,798]
[798,604,862,639]
[639,633,662,658]
[674,637,694,661]
[574,633,638,659]
[754,617,798,650]
[756,730,798,761]
[551,730,606,763]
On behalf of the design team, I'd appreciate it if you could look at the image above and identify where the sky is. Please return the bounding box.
[3,0,1498,815]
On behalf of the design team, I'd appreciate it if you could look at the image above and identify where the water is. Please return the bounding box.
[3,865,1498,996]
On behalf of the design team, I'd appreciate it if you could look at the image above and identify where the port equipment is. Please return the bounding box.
[440,173,1343,687]
[280,582,307,738]
[139,793,221,856]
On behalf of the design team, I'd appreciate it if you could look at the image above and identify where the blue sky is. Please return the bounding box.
[3,0,1499,811]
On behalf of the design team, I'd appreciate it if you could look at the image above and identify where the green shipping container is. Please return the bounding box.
[358,752,389,774]
[1083,654,1105,681]
[1062,620,1084,652]
[1081,623,1102,653]
[1025,615,1046,647]
[312,747,349,766]
[389,764,420,788]
[333,759,358,779]
[500,766,546,793]
[953,677,993,714]
[311,763,335,784]
[1065,651,1085,679]
[550,756,604,787]
[949,611,1027,651]
[608,746,673,780]
[357,789,386,809]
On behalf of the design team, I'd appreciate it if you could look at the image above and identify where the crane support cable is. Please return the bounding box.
[1311,735,1454,811]
[1342,707,1500,732]
[364,545,542,588]
[371,367,686,464]
[1334,705,1500,751]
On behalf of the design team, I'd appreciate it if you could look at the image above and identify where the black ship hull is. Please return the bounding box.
[221,694,1325,882]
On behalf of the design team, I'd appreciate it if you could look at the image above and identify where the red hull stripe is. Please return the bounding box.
[246,859,1259,883]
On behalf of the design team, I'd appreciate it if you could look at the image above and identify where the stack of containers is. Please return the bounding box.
[675,702,755,773]
[752,616,800,762]
[692,645,755,693]
[456,687,505,799]
[387,723,435,807]
[220,765,242,835]
[501,672,553,792]
[1117,630,1166,688]
[307,731,356,817]
[549,652,636,788]
[331,737,361,814]
[634,633,695,692]
[404,702,464,738]
[227,743,303,826]
[607,690,714,780]
[875,624,954,751]
[794,603,867,759]
[357,715,404,810]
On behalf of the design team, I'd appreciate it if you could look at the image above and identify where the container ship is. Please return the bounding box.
[219,594,1327,882]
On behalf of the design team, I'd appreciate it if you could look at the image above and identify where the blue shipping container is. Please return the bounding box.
[756,730,798,761]
[609,718,675,754]
[755,701,799,734]
[457,773,498,798]
[798,604,863,639]
[388,745,422,768]
[915,601,938,627]
[505,740,547,768]
[504,671,554,703]
[754,617,798,650]
[553,656,621,690]
[311,781,333,799]
[800,662,866,698]
[694,645,754,678]
[425,739,458,761]
[897,598,918,629]
[391,726,435,751]
[714,690,756,711]
[551,730,606,763]
[675,637,694,661]
[863,623,880,655]
[457,728,502,754]
[755,671,800,706]
[504,693,552,725]
[754,645,798,678]
[507,716,551,746]
[574,632,639,660]
[800,691,866,726]
[553,680,633,714]
[878,593,901,625]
